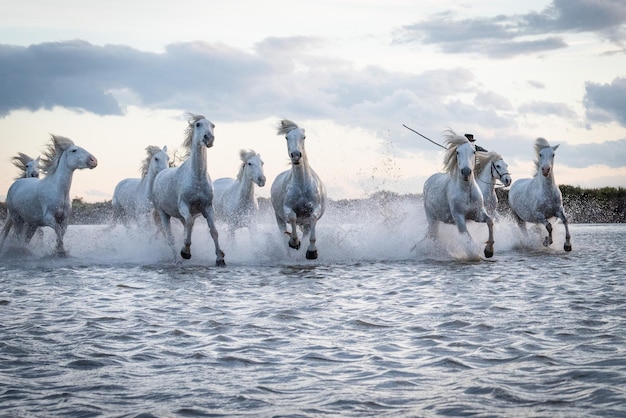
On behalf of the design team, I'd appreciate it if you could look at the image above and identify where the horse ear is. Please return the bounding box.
[553,144,559,151]
[163,145,168,153]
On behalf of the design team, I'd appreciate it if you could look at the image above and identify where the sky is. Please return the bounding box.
[1,0,625,202]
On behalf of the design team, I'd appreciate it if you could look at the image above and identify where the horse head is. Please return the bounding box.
[492,157,512,187]
[186,114,215,148]
[26,157,40,178]
[443,131,475,182]
[277,119,306,165]
[142,145,169,178]
[535,138,558,178]
[240,149,266,187]
[43,135,97,173]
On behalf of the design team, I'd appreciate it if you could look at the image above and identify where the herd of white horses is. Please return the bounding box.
[0,114,572,265]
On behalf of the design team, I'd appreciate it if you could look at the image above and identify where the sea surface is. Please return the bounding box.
[1,201,625,417]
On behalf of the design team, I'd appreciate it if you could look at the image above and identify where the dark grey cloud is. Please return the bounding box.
[584,77,626,127]
[394,0,626,58]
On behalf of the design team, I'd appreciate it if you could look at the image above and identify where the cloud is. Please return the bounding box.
[393,0,626,58]
[0,39,501,135]
[518,100,578,119]
[558,138,626,169]
[584,77,626,127]
[0,39,621,172]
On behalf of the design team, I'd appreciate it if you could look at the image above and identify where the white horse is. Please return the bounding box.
[11,152,40,179]
[271,119,326,260]
[110,145,169,228]
[475,151,512,217]
[423,131,495,258]
[151,114,225,266]
[213,149,266,236]
[508,138,572,251]
[0,135,98,256]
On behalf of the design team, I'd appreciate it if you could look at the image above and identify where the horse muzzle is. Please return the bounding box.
[290,151,302,165]
[257,176,266,187]
[461,167,471,180]
[88,156,98,169]
[542,167,551,177]
[501,174,512,187]
[203,134,215,148]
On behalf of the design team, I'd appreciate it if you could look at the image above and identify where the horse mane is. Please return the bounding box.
[441,129,471,175]
[277,119,299,135]
[475,151,503,175]
[182,113,207,153]
[140,145,164,178]
[40,134,75,176]
[533,137,552,176]
[236,149,258,181]
[11,152,37,179]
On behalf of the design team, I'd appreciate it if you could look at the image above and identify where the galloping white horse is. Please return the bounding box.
[474,151,512,217]
[271,119,326,260]
[11,152,40,179]
[423,131,495,258]
[0,135,98,256]
[213,149,266,235]
[151,114,225,266]
[111,145,169,228]
[508,138,571,251]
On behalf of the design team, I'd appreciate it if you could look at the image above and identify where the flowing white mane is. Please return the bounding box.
[476,151,503,174]
[139,146,164,178]
[181,113,207,153]
[236,149,258,181]
[442,129,472,175]
[11,152,37,179]
[533,137,552,176]
[277,119,299,135]
[40,134,75,176]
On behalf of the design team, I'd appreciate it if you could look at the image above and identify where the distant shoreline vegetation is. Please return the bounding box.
[0,185,624,225]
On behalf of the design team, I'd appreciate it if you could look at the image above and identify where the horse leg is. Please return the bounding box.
[24,224,38,245]
[52,222,67,257]
[305,215,319,260]
[284,207,300,250]
[204,205,225,267]
[541,218,553,247]
[158,210,177,261]
[178,206,195,260]
[0,218,13,252]
[479,210,495,258]
[557,207,572,252]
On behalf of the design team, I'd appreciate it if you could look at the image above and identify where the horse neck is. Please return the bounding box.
[235,167,255,203]
[140,167,159,198]
[188,144,208,179]
[477,161,495,193]
[290,153,312,184]
[535,165,556,190]
[42,155,75,197]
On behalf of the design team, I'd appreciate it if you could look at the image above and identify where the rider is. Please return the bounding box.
[465,133,488,152]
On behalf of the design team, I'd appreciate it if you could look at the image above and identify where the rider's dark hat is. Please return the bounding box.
[465,133,475,142]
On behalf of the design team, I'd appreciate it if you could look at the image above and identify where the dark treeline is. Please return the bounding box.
[1,186,625,225]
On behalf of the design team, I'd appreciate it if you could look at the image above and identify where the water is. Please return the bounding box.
[1,200,625,417]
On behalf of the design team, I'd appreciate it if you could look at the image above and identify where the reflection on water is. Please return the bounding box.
[1,203,625,416]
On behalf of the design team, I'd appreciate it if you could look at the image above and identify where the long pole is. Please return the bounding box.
[402,124,446,149]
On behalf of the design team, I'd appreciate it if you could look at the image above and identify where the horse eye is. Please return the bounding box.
[196,122,201,127]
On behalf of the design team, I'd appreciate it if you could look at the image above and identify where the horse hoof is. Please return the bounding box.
[564,242,572,252]
[181,250,191,259]
[306,250,318,260]
[216,259,226,267]
[484,247,494,258]
[289,240,301,250]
